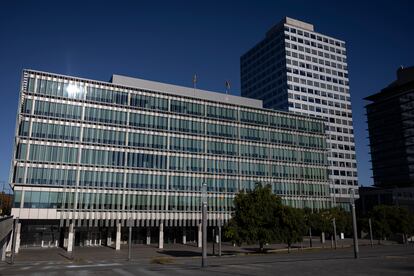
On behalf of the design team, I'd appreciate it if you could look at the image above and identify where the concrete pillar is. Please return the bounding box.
[15,223,21,254]
[107,230,112,246]
[146,228,151,245]
[1,240,7,261]
[115,222,121,250]
[64,236,68,248]
[183,229,187,245]
[198,223,202,248]
[67,222,74,252]
[6,231,13,253]
[158,222,164,249]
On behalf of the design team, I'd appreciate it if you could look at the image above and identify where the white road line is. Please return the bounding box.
[66,263,121,268]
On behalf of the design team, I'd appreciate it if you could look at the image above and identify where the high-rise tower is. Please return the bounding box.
[241,17,358,206]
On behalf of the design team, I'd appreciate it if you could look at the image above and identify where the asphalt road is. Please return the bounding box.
[1,245,413,275]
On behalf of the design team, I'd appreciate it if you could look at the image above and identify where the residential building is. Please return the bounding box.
[240,17,358,207]
[10,69,330,251]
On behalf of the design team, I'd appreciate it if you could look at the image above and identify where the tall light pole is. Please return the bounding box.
[201,182,207,268]
[332,218,337,249]
[368,218,373,248]
[218,212,222,257]
[128,217,132,261]
[350,188,359,259]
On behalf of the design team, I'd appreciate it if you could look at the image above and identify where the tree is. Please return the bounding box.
[369,205,393,243]
[279,206,305,252]
[390,207,414,244]
[225,183,282,252]
[329,207,352,236]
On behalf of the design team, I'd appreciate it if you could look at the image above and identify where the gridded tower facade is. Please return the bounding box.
[241,17,358,206]
[365,66,414,188]
[10,70,330,250]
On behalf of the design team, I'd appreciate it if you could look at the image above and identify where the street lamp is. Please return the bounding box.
[349,188,359,259]
[201,182,207,267]
[128,217,132,261]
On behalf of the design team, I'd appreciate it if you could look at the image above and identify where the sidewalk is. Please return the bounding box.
[9,238,394,264]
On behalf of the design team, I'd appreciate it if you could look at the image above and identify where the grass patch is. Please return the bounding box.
[150,257,175,265]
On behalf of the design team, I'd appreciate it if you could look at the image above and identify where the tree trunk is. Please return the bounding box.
[259,242,264,253]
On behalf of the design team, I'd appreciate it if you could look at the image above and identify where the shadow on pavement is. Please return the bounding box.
[157,250,201,257]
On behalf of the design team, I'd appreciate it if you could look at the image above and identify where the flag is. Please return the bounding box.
[225,80,231,94]
[193,74,197,87]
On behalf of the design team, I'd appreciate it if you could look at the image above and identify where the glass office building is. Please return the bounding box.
[10,69,330,251]
[365,66,414,188]
[240,17,358,207]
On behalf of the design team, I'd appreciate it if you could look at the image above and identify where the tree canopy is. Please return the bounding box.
[225,183,307,251]
[225,183,282,251]
[365,205,414,243]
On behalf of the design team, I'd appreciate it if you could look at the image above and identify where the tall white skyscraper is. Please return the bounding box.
[241,17,358,206]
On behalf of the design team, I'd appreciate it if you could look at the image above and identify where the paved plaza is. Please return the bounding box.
[0,240,413,275]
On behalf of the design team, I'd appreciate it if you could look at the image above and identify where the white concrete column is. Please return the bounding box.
[146,228,151,245]
[64,236,68,248]
[67,222,74,252]
[115,222,121,250]
[158,222,164,249]
[6,231,13,253]
[198,223,202,248]
[107,230,112,246]
[15,222,21,254]
[183,229,187,245]
[1,240,7,261]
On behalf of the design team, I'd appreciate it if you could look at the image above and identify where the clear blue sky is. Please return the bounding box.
[1,0,413,187]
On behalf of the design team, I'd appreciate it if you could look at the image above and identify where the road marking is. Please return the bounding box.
[66,263,121,268]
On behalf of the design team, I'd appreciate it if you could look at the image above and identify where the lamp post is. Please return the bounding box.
[201,182,207,268]
[332,218,337,249]
[128,217,132,261]
[349,188,359,259]
[218,213,222,257]
[368,218,373,248]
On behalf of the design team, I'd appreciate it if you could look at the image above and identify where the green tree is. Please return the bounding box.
[225,183,282,252]
[329,207,352,236]
[369,205,393,243]
[390,207,414,244]
[279,206,305,252]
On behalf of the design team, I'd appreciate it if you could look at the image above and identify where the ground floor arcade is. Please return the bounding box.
[13,219,222,253]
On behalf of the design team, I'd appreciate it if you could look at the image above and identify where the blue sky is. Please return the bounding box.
[0,0,413,186]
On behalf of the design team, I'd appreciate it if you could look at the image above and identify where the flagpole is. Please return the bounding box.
[193,74,197,97]
[225,80,230,95]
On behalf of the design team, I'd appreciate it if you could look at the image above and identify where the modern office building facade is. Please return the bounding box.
[10,69,330,251]
[240,17,358,207]
[365,66,414,188]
